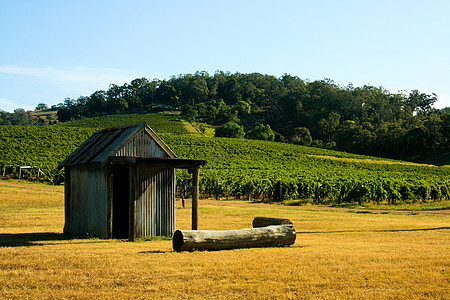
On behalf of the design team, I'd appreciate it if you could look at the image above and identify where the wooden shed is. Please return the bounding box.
[58,122,206,241]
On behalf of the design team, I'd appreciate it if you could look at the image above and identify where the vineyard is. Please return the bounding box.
[1,113,449,206]
[163,135,450,205]
[59,112,190,135]
[0,125,95,179]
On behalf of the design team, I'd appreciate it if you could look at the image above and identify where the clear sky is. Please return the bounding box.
[1,0,449,112]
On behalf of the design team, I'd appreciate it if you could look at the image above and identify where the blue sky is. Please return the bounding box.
[1,0,449,112]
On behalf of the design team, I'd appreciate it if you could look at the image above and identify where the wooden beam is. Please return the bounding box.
[109,156,206,169]
[191,167,200,230]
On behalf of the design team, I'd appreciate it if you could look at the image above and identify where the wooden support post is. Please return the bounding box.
[191,167,200,230]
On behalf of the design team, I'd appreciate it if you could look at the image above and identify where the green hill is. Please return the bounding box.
[1,113,449,205]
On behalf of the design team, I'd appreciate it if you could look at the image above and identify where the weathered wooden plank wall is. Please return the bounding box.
[87,165,108,237]
[70,166,80,235]
[63,167,71,234]
[96,166,108,237]
[79,164,89,234]
[135,166,175,238]
[115,131,168,158]
[87,165,98,234]
[65,164,108,237]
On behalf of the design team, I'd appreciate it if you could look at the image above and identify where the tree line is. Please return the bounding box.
[0,108,58,125]
[14,71,450,159]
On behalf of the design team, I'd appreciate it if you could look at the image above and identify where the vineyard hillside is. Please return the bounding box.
[0,113,449,205]
[58,112,191,135]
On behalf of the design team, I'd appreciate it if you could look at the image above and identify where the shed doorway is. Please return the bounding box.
[112,164,130,239]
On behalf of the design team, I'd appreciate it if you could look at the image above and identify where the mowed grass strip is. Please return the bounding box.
[0,181,449,299]
[306,154,438,167]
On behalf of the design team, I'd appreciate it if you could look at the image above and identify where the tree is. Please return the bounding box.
[63,98,76,108]
[107,97,128,113]
[57,107,72,122]
[291,127,312,146]
[406,90,437,116]
[245,124,275,141]
[336,121,377,153]
[235,100,251,116]
[86,90,107,116]
[180,104,198,121]
[154,82,178,105]
[36,103,48,110]
[190,74,209,105]
[214,121,245,138]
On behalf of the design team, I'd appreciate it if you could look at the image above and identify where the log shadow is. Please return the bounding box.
[139,250,172,254]
[0,232,75,247]
[297,226,450,234]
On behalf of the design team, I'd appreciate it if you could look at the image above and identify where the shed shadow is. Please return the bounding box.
[1,232,82,247]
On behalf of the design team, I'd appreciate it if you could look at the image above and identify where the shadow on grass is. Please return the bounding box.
[0,232,108,247]
[139,250,172,254]
[297,226,450,234]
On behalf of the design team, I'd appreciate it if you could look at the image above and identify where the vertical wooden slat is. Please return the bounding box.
[87,164,98,234]
[156,168,160,236]
[171,168,176,235]
[129,165,136,241]
[152,168,156,236]
[70,167,80,234]
[107,164,113,239]
[136,165,141,238]
[97,166,108,237]
[63,167,71,234]
[79,164,89,234]
[115,132,169,158]
[191,167,200,230]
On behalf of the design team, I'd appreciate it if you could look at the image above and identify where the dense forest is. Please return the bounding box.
[2,71,449,160]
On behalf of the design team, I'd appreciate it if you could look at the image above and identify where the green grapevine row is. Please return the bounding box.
[163,135,450,204]
[0,125,96,180]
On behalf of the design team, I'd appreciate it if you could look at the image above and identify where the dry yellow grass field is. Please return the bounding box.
[0,180,449,299]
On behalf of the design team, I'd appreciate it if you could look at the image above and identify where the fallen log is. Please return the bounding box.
[172,224,296,252]
[252,216,292,228]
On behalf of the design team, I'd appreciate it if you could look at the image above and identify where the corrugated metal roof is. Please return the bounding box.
[58,122,177,168]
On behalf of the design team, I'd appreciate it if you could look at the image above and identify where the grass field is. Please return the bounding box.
[0,180,449,299]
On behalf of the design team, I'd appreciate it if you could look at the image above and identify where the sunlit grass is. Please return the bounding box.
[1,181,449,299]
